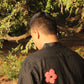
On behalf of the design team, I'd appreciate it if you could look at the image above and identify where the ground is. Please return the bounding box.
[0,32,84,84]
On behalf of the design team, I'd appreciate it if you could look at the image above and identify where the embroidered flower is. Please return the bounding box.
[45,69,57,84]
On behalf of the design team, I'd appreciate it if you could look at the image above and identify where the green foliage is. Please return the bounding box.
[57,0,84,13]
[0,0,28,47]
[10,38,37,55]
[75,48,84,58]
[0,40,4,48]
[45,0,52,13]
[44,0,84,31]
[21,38,37,54]
[0,0,83,51]
[0,39,36,80]
[0,51,25,80]
[0,50,3,64]
[11,44,23,56]
[0,0,47,48]
[0,0,28,35]
[0,0,84,48]
[81,8,84,19]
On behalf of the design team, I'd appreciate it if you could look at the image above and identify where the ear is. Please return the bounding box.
[36,30,40,39]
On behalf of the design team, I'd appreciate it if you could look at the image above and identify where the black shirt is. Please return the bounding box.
[18,42,84,84]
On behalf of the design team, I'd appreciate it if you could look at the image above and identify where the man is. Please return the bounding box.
[18,12,84,84]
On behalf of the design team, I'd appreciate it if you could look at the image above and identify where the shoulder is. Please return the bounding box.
[22,49,46,67]
[21,49,48,74]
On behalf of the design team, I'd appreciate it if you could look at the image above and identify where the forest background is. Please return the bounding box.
[0,0,84,83]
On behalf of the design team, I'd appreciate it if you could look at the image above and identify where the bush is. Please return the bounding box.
[0,51,26,80]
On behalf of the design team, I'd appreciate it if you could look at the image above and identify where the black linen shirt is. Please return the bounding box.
[18,42,84,84]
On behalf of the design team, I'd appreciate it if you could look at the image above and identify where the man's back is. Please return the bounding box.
[18,42,84,84]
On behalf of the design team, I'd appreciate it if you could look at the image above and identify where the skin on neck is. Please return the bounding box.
[31,28,58,50]
[39,32,58,49]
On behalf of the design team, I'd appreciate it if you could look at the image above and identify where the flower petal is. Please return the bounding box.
[49,69,55,75]
[45,77,50,83]
[45,72,50,77]
[49,78,55,84]
[52,74,57,79]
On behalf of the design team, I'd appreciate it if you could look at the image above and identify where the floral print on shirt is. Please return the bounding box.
[45,69,57,84]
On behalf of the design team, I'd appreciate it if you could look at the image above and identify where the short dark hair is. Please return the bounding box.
[29,12,57,35]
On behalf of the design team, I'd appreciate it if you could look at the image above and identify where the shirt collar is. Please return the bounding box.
[43,42,61,49]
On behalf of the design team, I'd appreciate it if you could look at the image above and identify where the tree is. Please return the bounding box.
[45,0,84,37]
[0,0,84,53]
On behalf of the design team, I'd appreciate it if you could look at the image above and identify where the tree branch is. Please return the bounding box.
[3,33,30,43]
[57,24,82,34]
[66,16,80,22]
[2,24,83,43]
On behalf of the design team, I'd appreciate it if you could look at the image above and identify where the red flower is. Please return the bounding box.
[45,69,57,84]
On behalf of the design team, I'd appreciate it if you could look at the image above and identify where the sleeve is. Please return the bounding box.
[18,60,40,84]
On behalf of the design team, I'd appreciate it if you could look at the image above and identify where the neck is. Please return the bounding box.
[39,34,58,49]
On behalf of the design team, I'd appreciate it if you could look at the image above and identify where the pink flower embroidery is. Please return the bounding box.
[45,69,57,84]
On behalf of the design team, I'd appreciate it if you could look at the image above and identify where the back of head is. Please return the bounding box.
[29,12,57,35]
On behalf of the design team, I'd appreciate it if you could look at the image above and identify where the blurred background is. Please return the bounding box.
[0,0,84,84]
